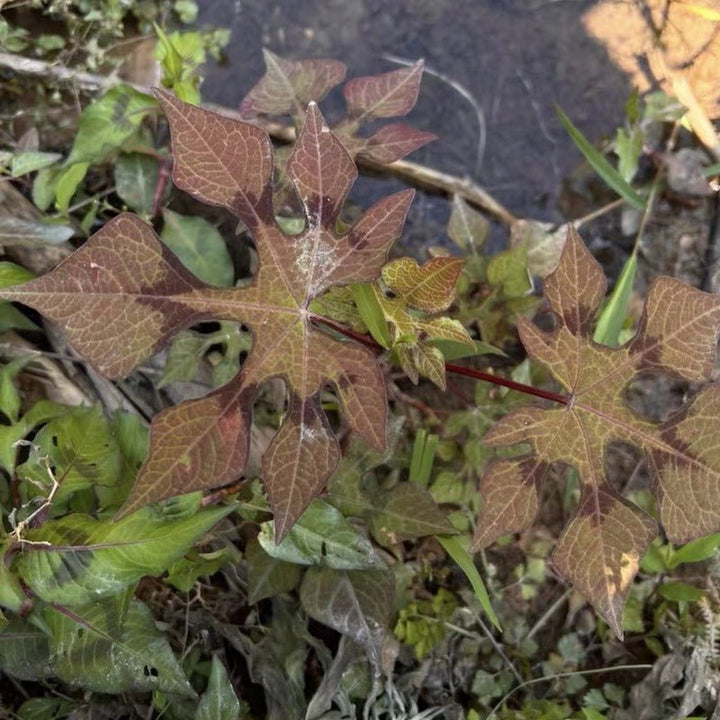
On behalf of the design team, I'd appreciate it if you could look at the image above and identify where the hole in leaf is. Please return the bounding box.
[193,321,222,335]
[604,441,646,494]
[623,371,690,422]
[143,665,159,678]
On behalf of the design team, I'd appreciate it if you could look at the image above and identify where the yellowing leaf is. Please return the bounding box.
[367,257,473,389]
[381,256,464,312]
[473,226,720,638]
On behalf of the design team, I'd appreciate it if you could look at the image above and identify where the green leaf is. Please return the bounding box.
[593,252,637,347]
[0,400,68,474]
[300,566,395,670]
[437,534,501,630]
[447,195,489,253]
[17,504,234,605]
[55,162,88,212]
[640,540,671,574]
[16,697,75,720]
[486,242,531,297]
[369,483,454,545]
[427,337,504,360]
[67,85,157,165]
[174,0,200,24]
[10,151,62,177]
[615,127,643,183]
[0,559,28,614]
[44,594,195,696]
[246,536,300,604]
[32,167,63,211]
[166,548,230,592]
[352,282,391,347]
[409,428,438,488]
[258,499,383,570]
[195,654,242,720]
[16,405,140,509]
[154,26,203,104]
[671,533,720,566]
[556,106,645,210]
[0,357,33,423]
[657,580,705,602]
[0,616,51,681]
[161,208,235,287]
[0,262,35,287]
[115,153,160,215]
[582,708,609,720]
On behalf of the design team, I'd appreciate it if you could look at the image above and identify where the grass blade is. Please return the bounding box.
[557,106,646,211]
[593,251,637,347]
[437,534,501,631]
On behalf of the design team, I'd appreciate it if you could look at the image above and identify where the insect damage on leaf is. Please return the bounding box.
[240,50,435,164]
[1,90,414,540]
[472,226,720,638]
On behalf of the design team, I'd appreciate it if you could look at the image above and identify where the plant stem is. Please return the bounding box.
[444,361,568,405]
[311,313,568,406]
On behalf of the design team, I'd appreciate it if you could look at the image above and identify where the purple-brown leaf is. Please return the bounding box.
[343,60,425,121]
[342,124,437,164]
[473,226,720,637]
[0,213,208,378]
[240,52,432,166]
[239,49,346,121]
[2,92,413,538]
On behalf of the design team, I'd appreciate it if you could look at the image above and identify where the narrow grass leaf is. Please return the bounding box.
[438,534,501,630]
[593,252,637,347]
[556,106,645,211]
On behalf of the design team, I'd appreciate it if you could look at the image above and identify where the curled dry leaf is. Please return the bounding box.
[1,90,414,539]
[473,226,720,638]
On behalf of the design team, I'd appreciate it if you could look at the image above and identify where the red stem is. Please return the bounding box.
[310,313,568,406]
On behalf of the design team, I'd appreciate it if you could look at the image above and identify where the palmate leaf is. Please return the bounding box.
[241,51,435,164]
[472,227,720,637]
[1,91,413,539]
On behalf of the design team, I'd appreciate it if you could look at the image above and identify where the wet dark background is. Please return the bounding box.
[197,0,633,251]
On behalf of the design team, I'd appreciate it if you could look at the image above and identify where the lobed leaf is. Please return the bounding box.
[473,226,720,637]
[1,92,413,539]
